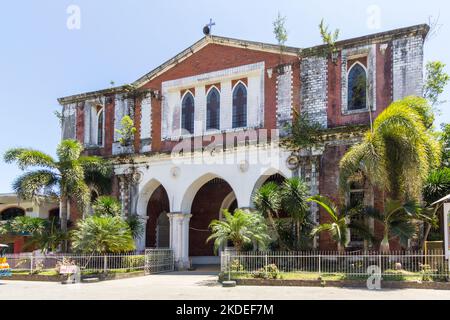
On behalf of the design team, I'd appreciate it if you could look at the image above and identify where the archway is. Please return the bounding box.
[146,185,170,248]
[189,177,237,258]
[0,207,25,221]
[48,208,60,222]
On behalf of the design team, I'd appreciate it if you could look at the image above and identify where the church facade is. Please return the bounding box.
[58,24,428,268]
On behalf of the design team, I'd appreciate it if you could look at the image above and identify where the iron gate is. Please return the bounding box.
[144,248,175,275]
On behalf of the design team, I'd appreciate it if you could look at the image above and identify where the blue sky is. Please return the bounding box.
[0,0,449,192]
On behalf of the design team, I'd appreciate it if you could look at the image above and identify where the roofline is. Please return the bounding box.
[57,24,429,104]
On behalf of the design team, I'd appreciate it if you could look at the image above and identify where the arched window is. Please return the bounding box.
[347,63,368,111]
[206,87,220,130]
[181,92,195,134]
[232,83,247,129]
[0,207,25,221]
[97,108,104,146]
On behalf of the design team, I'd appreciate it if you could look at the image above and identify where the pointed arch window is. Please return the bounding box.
[232,83,247,129]
[206,87,220,130]
[347,63,368,111]
[181,92,195,134]
[97,108,104,146]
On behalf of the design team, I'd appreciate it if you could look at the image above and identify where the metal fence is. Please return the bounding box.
[221,250,449,280]
[144,248,174,275]
[6,252,146,274]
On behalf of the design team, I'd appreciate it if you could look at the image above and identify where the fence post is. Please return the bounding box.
[378,253,382,276]
[265,253,269,278]
[103,255,108,274]
[30,253,34,275]
[318,254,321,278]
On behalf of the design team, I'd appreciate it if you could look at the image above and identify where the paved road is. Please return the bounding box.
[2,272,450,300]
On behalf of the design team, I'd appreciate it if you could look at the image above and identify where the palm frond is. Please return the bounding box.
[4,148,56,170]
[12,170,60,202]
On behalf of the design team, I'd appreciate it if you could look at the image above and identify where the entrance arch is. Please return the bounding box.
[185,176,237,259]
[0,207,25,221]
[145,184,170,248]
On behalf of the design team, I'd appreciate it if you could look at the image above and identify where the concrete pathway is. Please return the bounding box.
[2,272,450,300]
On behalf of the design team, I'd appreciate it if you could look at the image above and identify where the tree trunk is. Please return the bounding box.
[60,197,68,252]
[421,223,432,250]
[380,234,390,253]
[60,197,68,233]
[267,211,288,251]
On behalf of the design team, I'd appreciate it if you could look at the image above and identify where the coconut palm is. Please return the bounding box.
[4,140,111,234]
[207,209,271,254]
[363,199,424,252]
[71,215,135,254]
[280,177,313,249]
[309,195,373,251]
[339,96,441,201]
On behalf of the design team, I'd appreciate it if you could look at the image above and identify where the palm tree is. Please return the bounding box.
[280,178,313,249]
[339,96,441,201]
[207,209,271,254]
[4,140,111,235]
[92,196,122,216]
[364,199,424,252]
[309,195,372,252]
[252,182,286,249]
[71,215,135,254]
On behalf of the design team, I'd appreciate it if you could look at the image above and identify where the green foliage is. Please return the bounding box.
[115,116,137,147]
[230,259,245,272]
[0,216,67,253]
[4,140,112,233]
[363,200,424,252]
[281,111,323,151]
[424,61,450,106]
[253,178,314,250]
[92,196,121,216]
[125,215,145,240]
[339,96,442,201]
[207,209,271,254]
[309,195,373,250]
[273,12,288,46]
[26,219,68,253]
[319,19,340,55]
[441,123,450,167]
[0,216,47,236]
[423,168,450,205]
[253,264,280,280]
[123,255,145,269]
[71,215,135,254]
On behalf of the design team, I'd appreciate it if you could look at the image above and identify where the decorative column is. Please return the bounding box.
[168,212,192,270]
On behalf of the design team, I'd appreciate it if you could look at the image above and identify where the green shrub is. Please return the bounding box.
[253,264,280,280]
[230,259,245,273]
[123,255,145,270]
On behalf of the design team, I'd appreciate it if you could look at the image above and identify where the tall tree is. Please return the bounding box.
[423,61,450,107]
[339,96,441,201]
[280,178,313,249]
[4,140,111,234]
[252,182,286,250]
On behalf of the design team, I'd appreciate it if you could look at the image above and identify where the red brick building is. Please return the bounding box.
[58,24,429,267]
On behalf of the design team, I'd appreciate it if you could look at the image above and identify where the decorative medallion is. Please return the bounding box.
[286,154,300,171]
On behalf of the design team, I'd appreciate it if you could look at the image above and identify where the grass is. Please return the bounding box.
[222,271,448,283]
[12,268,144,277]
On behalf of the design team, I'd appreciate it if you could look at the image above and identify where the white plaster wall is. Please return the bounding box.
[140,96,152,153]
